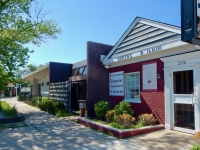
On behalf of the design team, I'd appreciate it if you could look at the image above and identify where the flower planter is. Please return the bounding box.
[78,117,164,138]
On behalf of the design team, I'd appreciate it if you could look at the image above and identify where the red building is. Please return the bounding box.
[100,17,200,134]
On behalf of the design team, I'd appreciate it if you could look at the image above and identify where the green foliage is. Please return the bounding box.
[36,97,67,115]
[94,100,110,119]
[135,120,146,128]
[115,114,135,129]
[108,122,124,129]
[114,101,133,117]
[55,110,71,117]
[191,144,200,150]
[0,101,18,117]
[137,113,157,126]
[105,110,115,123]
[0,0,62,89]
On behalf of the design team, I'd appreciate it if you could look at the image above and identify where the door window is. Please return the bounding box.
[173,70,193,94]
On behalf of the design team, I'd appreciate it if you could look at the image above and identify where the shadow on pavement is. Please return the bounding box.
[127,129,195,150]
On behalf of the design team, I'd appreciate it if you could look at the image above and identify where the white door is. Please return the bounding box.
[172,69,198,134]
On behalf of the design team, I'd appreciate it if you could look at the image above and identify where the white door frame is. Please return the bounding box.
[171,67,197,134]
[161,51,200,134]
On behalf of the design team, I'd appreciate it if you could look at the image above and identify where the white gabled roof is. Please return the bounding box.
[103,17,184,65]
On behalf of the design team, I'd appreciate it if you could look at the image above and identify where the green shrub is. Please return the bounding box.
[191,144,200,150]
[114,101,133,117]
[108,122,124,129]
[36,98,55,114]
[36,98,66,115]
[105,110,115,123]
[0,101,18,117]
[137,113,157,126]
[17,94,23,101]
[135,120,146,128]
[115,114,135,129]
[55,110,71,117]
[94,100,110,120]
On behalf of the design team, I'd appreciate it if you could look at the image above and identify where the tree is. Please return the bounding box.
[26,64,38,73]
[0,0,61,90]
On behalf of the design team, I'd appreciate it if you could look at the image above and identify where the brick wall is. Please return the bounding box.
[87,41,113,117]
[108,58,165,124]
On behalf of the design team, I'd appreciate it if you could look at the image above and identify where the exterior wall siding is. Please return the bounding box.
[108,58,165,124]
[87,41,113,117]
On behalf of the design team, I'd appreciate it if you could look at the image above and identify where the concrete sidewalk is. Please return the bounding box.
[0,97,196,150]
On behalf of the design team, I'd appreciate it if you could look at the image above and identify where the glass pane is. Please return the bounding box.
[77,67,84,75]
[136,89,139,92]
[134,93,140,98]
[82,66,87,75]
[126,87,131,92]
[131,80,134,86]
[73,69,78,76]
[130,92,135,98]
[130,88,135,92]
[126,75,131,81]
[126,92,131,98]
[136,80,139,86]
[173,70,193,94]
[174,104,194,130]
[135,73,139,80]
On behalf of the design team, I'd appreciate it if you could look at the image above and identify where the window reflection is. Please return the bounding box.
[71,66,87,77]
[77,67,84,75]
[83,66,87,75]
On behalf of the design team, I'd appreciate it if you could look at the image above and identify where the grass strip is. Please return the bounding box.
[0,101,18,117]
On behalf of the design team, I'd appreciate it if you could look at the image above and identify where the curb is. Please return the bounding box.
[0,114,24,123]
[78,117,164,138]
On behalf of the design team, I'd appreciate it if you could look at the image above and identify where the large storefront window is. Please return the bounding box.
[125,72,140,103]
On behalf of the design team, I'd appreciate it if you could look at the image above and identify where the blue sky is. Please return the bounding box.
[27,0,181,66]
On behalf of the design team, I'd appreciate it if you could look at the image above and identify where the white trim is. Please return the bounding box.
[161,51,200,63]
[161,53,200,134]
[103,41,188,66]
[173,127,195,134]
[103,17,181,65]
[124,72,141,103]
[140,20,181,34]
[103,18,142,62]
[72,60,87,69]
[22,64,49,79]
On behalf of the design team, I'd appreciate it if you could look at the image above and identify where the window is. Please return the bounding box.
[125,72,140,103]
[73,68,79,76]
[47,82,49,85]
[77,66,85,75]
[42,83,44,86]
[82,66,87,75]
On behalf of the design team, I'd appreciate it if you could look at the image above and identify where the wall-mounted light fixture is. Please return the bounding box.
[157,73,162,79]
[105,65,110,69]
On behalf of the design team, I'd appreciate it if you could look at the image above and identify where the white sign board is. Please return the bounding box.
[142,63,157,90]
[20,87,31,93]
[109,71,124,96]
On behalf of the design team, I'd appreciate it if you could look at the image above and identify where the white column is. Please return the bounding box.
[164,68,173,129]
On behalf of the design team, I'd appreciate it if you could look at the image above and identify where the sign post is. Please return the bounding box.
[181,0,200,45]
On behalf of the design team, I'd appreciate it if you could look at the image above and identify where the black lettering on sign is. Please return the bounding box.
[178,60,186,65]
